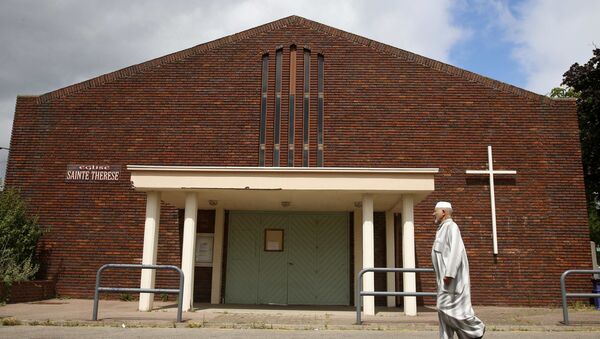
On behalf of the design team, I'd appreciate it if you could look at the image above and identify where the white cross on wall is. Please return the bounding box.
[465,146,516,255]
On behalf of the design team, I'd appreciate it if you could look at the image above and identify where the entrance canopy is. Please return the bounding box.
[127,166,439,211]
[128,165,439,314]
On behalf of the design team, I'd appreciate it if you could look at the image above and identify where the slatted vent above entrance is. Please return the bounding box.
[258,46,324,167]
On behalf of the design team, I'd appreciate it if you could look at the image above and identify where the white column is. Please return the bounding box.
[211,207,225,304]
[353,206,363,306]
[181,192,198,312]
[362,194,375,316]
[385,210,396,308]
[402,195,417,316]
[139,191,161,312]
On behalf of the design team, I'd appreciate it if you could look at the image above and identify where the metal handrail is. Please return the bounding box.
[356,267,436,324]
[92,264,185,323]
[560,269,600,325]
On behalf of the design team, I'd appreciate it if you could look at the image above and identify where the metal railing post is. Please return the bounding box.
[560,269,600,325]
[92,264,185,323]
[560,270,569,325]
[92,264,108,321]
[355,267,436,325]
[177,265,184,322]
[356,269,363,324]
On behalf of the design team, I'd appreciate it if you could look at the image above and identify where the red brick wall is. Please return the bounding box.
[6,19,589,306]
[0,280,56,303]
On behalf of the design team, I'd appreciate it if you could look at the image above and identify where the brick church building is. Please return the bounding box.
[5,16,590,314]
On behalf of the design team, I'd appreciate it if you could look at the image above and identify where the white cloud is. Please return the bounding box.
[499,0,600,94]
[153,0,465,62]
[0,0,466,179]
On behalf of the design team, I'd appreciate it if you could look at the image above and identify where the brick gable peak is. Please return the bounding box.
[35,15,559,105]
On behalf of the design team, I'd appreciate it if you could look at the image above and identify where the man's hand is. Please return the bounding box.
[443,276,454,285]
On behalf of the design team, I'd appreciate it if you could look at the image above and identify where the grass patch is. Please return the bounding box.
[569,301,595,311]
[1,317,21,326]
[187,321,205,328]
[250,321,273,329]
[119,293,133,301]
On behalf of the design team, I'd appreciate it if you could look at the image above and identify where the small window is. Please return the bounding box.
[264,229,284,251]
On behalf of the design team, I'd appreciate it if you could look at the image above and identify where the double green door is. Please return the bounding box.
[225,212,349,305]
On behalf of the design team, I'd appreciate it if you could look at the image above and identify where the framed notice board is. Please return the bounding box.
[195,233,214,267]
[264,229,284,252]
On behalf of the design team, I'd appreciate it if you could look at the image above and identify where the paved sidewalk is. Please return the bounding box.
[1,299,599,332]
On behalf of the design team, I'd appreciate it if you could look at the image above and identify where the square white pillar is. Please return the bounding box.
[181,192,198,312]
[402,195,417,316]
[139,191,161,312]
[385,210,396,307]
[362,194,375,316]
[211,207,225,304]
[353,206,363,306]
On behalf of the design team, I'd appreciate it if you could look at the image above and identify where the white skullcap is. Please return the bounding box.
[435,201,452,209]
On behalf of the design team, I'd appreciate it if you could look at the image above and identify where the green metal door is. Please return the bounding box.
[287,213,349,305]
[257,214,288,305]
[314,213,349,305]
[225,212,260,304]
[225,212,349,305]
[287,214,319,304]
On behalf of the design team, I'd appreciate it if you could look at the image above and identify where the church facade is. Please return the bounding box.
[6,16,590,313]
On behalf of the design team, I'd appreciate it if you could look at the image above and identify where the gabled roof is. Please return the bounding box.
[35,15,560,104]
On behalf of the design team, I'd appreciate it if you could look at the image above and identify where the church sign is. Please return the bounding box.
[65,164,120,182]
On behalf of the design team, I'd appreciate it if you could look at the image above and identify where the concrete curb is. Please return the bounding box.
[3,318,600,333]
[2,299,600,333]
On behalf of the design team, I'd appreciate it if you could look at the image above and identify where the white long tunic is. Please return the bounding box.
[431,218,475,320]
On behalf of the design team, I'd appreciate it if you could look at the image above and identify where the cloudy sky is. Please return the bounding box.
[1,0,599,183]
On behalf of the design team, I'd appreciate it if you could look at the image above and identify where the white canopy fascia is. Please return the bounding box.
[127,166,439,211]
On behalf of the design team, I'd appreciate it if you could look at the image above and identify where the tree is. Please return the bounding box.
[548,86,578,99]
[0,189,45,285]
[552,48,600,244]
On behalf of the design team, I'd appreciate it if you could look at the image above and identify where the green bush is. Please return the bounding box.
[0,189,45,285]
[119,293,133,301]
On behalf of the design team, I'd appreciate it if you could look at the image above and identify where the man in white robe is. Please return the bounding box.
[432,201,485,339]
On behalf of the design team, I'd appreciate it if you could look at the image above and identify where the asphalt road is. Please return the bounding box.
[1,326,600,338]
